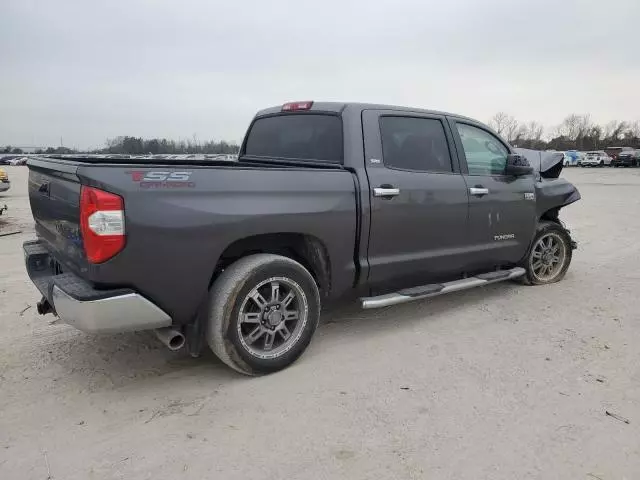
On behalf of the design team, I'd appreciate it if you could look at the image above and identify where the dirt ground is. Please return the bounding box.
[1,165,639,480]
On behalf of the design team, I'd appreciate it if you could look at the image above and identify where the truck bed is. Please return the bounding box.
[27,156,359,325]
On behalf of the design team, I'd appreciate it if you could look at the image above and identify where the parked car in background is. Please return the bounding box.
[7,157,28,166]
[0,168,10,192]
[612,149,639,167]
[581,151,611,167]
[563,150,581,166]
[605,146,633,161]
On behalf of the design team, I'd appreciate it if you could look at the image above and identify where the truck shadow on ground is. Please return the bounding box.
[36,282,520,392]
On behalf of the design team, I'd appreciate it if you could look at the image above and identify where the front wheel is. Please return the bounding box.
[521,222,573,285]
[207,254,321,375]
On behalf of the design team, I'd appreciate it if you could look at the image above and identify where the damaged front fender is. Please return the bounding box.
[515,148,581,218]
[534,177,581,219]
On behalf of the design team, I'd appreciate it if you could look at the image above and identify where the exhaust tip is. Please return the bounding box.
[168,333,185,351]
[155,328,185,351]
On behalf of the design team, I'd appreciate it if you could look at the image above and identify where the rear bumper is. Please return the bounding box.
[24,240,172,334]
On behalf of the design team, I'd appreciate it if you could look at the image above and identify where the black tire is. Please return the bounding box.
[599,160,604,167]
[207,254,321,375]
[521,221,573,286]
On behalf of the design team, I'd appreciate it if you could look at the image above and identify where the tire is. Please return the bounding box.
[207,254,321,375]
[520,221,573,286]
[599,160,604,167]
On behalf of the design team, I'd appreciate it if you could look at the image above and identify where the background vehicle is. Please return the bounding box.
[7,157,28,166]
[612,149,639,167]
[0,168,10,192]
[605,146,633,161]
[581,151,611,167]
[23,101,580,375]
[563,150,582,166]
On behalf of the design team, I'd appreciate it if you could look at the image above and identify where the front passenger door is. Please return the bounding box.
[450,120,536,268]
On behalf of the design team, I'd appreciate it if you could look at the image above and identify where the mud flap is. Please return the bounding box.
[184,299,209,358]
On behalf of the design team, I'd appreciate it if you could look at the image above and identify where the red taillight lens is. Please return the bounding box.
[282,101,313,112]
[80,186,125,264]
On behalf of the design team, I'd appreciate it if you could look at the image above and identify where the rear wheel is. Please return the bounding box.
[521,222,572,285]
[599,160,604,167]
[207,254,321,375]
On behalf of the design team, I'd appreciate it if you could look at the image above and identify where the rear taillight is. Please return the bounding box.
[282,101,313,112]
[80,186,125,264]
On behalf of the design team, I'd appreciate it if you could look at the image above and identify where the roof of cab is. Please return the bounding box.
[254,102,478,123]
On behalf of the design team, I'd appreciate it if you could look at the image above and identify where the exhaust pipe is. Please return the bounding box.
[155,327,186,351]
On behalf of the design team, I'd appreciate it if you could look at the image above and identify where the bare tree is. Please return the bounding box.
[526,121,544,141]
[488,112,523,143]
[602,120,627,142]
[488,112,515,136]
[506,122,526,144]
[626,120,640,139]
[557,114,581,140]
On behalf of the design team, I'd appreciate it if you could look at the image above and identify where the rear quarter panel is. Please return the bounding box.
[77,165,358,323]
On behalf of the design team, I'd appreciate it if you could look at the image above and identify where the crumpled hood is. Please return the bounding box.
[514,148,564,179]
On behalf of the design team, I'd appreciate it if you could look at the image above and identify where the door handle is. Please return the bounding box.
[373,187,400,198]
[469,187,489,196]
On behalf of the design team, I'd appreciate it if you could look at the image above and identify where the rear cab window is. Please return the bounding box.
[243,114,343,163]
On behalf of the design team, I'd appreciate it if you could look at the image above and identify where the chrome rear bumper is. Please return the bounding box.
[24,240,172,334]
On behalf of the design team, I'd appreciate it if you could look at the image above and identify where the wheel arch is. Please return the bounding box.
[210,233,331,298]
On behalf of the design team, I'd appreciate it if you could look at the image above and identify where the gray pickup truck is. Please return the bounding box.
[24,101,580,375]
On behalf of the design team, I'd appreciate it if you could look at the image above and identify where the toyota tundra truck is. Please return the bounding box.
[24,101,580,375]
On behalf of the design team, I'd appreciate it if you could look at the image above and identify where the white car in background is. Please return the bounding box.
[580,151,612,167]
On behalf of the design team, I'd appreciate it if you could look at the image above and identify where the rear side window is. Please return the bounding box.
[244,114,343,163]
[379,117,453,173]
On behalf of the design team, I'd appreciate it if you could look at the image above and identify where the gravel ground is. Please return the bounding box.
[1,165,639,480]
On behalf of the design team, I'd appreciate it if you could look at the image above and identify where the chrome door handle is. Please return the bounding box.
[373,187,400,198]
[469,187,489,196]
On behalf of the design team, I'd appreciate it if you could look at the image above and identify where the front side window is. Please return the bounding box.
[244,114,343,163]
[456,123,508,175]
[379,116,453,173]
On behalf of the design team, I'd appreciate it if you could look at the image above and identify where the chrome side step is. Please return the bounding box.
[360,267,526,309]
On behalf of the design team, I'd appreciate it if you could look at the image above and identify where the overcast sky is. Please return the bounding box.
[1,0,639,149]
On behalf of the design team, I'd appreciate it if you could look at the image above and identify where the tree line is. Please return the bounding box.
[1,136,240,155]
[101,136,239,155]
[1,146,76,155]
[488,113,640,152]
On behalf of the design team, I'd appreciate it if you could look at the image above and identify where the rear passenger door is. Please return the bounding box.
[363,110,471,291]
[449,119,536,268]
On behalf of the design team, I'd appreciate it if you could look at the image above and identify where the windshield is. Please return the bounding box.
[244,114,343,163]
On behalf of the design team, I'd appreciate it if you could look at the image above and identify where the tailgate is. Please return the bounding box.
[27,158,87,273]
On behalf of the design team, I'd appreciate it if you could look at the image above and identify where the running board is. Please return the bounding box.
[360,267,526,309]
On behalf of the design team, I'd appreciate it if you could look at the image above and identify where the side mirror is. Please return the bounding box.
[505,153,534,176]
